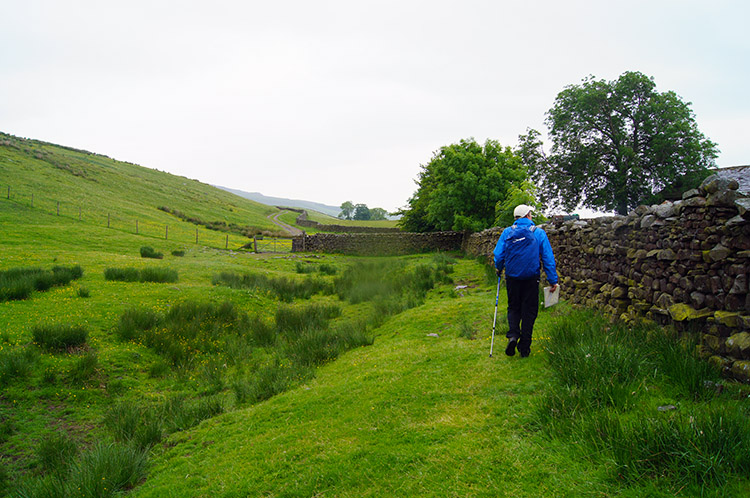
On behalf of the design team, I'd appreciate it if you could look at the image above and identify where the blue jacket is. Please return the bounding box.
[493,218,558,284]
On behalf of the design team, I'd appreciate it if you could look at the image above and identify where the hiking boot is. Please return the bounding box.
[519,349,530,358]
[505,338,517,356]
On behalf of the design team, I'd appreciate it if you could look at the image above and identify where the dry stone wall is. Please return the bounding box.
[466,174,750,382]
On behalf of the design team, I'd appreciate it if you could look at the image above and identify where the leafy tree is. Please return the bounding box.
[353,204,371,221]
[521,71,718,215]
[369,207,388,221]
[494,181,545,228]
[338,201,354,220]
[398,138,526,232]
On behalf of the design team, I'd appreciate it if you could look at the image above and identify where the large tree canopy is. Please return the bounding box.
[521,71,718,215]
[398,138,525,232]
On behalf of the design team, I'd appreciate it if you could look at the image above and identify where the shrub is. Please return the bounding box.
[140,246,163,259]
[77,286,90,298]
[32,324,88,351]
[171,249,185,257]
[35,432,79,475]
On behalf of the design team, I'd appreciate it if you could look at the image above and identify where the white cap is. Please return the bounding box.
[513,204,534,218]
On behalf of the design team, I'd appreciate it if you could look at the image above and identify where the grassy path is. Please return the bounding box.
[133,289,608,497]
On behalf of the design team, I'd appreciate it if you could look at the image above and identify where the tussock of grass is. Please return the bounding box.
[16,442,148,498]
[0,347,38,386]
[232,359,312,404]
[212,271,331,302]
[538,308,747,488]
[68,351,99,384]
[274,302,342,335]
[31,323,88,351]
[332,258,454,326]
[0,265,83,301]
[104,266,178,283]
[116,300,251,367]
[35,432,79,476]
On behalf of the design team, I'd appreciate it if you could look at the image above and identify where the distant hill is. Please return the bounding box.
[217,186,342,217]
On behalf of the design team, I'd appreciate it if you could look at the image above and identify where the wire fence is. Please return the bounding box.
[3,184,292,253]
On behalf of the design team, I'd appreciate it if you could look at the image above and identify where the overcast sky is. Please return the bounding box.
[2,0,748,213]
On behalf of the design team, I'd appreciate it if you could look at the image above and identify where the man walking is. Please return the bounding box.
[493,204,558,357]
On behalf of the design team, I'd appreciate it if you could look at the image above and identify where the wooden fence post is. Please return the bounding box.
[195,228,199,244]
[6,186,9,199]
[225,234,228,249]
[56,201,60,216]
[107,213,110,228]
[253,235,258,253]
[165,225,169,240]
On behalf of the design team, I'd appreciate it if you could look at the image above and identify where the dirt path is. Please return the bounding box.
[267,210,304,236]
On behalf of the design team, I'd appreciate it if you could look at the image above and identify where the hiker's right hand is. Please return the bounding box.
[495,268,501,277]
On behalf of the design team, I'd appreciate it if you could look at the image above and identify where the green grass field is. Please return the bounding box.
[1,134,749,497]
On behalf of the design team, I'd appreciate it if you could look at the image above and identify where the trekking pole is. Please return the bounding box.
[489,276,501,357]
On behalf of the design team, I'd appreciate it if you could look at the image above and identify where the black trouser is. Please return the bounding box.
[505,277,539,354]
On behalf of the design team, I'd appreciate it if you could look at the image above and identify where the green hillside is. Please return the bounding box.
[0,132,283,245]
[0,133,748,498]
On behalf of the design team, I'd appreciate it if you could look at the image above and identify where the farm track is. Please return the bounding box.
[267,209,304,236]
